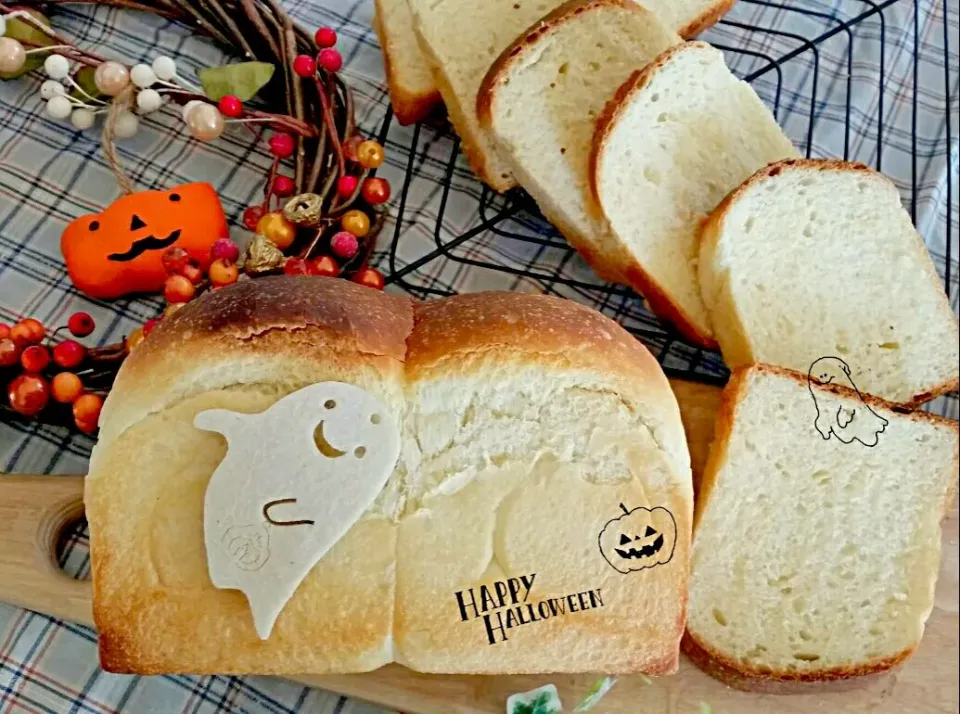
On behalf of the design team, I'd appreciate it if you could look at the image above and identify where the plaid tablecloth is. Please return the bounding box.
[1,0,957,712]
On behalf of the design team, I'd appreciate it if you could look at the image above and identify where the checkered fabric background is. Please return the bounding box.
[0,0,957,711]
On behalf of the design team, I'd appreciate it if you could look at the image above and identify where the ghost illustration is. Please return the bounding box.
[808,357,888,447]
[194,382,400,639]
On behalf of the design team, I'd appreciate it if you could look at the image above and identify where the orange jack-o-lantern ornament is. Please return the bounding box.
[61,183,228,299]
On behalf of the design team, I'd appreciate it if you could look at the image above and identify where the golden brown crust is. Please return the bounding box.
[405,291,669,390]
[700,158,960,406]
[681,630,909,693]
[95,276,414,451]
[677,0,738,38]
[373,2,443,126]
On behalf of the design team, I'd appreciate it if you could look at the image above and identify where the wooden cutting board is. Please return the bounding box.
[1,379,957,714]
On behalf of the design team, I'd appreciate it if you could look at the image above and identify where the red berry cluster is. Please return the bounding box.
[1,313,103,433]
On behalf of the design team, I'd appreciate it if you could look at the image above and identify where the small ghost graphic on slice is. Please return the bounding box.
[195,382,400,639]
[808,357,888,447]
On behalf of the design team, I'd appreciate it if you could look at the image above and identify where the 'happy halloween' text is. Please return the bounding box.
[454,574,605,645]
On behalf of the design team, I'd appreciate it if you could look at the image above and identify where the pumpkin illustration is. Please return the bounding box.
[61,183,228,299]
[598,504,677,574]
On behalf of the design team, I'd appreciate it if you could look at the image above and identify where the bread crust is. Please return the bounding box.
[94,276,415,451]
[681,630,910,693]
[589,42,719,348]
[678,0,738,38]
[373,0,443,125]
[406,290,672,390]
[700,158,960,407]
[686,363,959,691]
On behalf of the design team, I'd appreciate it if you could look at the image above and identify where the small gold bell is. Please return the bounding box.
[283,193,324,228]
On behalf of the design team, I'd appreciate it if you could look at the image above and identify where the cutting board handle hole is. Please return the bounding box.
[54,517,91,581]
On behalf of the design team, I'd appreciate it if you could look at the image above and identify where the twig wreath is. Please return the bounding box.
[0,0,393,433]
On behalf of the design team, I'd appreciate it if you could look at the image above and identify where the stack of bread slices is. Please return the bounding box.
[376,0,959,692]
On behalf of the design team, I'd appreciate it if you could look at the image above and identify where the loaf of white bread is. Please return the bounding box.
[404,0,738,189]
[685,364,958,690]
[86,276,693,675]
[699,158,960,406]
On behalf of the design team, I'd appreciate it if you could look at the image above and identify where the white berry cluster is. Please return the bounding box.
[39,54,186,138]
[0,10,203,140]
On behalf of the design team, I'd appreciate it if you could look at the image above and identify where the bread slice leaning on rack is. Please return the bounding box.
[86,276,693,675]
[698,158,960,407]
[373,0,441,125]
[684,364,958,691]
[591,41,799,346]
[408,0,740,191]
[478,0,681,282]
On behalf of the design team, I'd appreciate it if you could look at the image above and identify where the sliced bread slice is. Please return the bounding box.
[699,158,960,407]
[591,41,799,346]
[684,364,959,691]
[478,0,681,282]
[410,1,740,192]
[373,0,442,125]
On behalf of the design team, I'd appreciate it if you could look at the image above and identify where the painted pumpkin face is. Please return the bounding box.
[61,183,227,299]
[598,505,677,574]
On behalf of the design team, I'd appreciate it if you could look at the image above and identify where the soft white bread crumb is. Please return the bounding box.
[592,41,799,345]
[698,158,960,406]
[685,365,959,689]
[373,0,441,125]
[479,0,681,282]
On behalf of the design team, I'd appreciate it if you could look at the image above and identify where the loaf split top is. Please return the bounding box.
[86,276,693,676]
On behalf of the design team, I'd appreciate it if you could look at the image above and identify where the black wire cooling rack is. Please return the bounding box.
[368,0,958,397]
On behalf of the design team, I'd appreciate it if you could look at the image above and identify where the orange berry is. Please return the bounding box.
[208,258,239,287]
[164,274,196,303]
[352,267,385,290]
[72,392,103,426]
[356,140,385,169]
[51,372,84,403]
[341,210,370,237]
[256,211,296,250]
[10,318,44,347]
[0,324,9,339]
[309,255,339,277]
[8,374,50,416]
